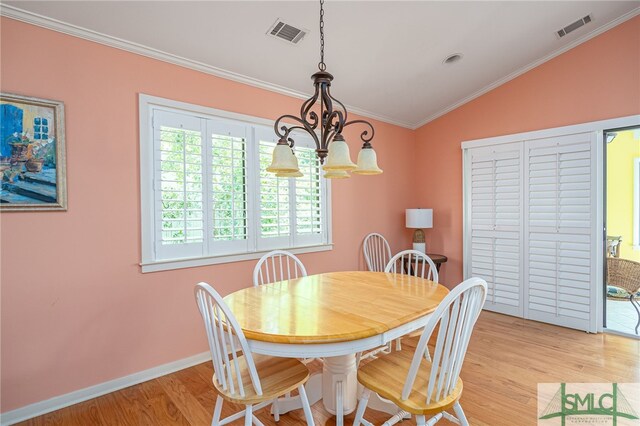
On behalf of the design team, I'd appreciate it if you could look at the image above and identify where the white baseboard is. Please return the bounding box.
[0,351,211,425]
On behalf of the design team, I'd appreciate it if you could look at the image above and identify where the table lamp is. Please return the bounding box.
[406,209,433,253]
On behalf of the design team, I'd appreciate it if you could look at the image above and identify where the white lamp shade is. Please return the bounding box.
[406,209,433,229]
[323,170,350,179]
[267,144,299,173]
[352,147,383,175]
[323,139,357,171]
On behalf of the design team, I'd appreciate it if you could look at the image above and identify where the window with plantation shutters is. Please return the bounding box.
[140,97,331,272]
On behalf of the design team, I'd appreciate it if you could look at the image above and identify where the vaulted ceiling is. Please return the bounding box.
[3,1,639,128]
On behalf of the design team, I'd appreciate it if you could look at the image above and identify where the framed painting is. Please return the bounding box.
[0,93,67,211]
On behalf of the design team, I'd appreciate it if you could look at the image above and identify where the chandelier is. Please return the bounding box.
[267,0,382,179]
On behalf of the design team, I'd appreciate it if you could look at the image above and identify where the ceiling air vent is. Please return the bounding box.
[556,14,593,38]
[267,19,307,44]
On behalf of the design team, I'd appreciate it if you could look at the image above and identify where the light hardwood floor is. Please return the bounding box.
[17,312,640,425]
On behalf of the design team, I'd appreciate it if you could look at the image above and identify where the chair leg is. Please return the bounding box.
[212,395,223,426]
[630,295,640,335]
[272,398,280,422]
[453,402,469,426]
[353,388,371,426]
[395,338,402,351]
[298,385,315,426]
[244,405,253,426]
[416,415,427,426]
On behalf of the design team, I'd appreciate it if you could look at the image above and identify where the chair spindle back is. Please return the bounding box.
[363,233,392,272]
[385,249,439,283]
[402,278,487,405]
[253,250,307,287]
[194,283,262,398]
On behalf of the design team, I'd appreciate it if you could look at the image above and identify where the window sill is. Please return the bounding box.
[140,244,333,273]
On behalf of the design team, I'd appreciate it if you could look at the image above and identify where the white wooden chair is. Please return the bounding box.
[253,250,318,366]
[356,233,392,364]
[385,250,439,283]
[363,233,392,272]
[253,250,307,287]
[194,283,316,426]
[384,250,440,352]
[353,278,487,426]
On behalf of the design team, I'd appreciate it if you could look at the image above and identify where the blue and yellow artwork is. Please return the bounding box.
[0,93,66,211]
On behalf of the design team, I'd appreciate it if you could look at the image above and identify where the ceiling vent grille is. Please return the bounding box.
[267,19,307,44]
[556,14,592,38]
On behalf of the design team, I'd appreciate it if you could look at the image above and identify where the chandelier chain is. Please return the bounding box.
[318,0,326,71]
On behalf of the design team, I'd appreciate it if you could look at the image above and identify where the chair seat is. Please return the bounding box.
[357,349,463,415]
[213,353,309,404]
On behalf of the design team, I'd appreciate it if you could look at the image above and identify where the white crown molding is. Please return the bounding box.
[0,4,415,129]
[0,351,211,425]
[412,6,640,130]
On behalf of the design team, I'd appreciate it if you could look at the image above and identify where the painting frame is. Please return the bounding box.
[0,92,67,211]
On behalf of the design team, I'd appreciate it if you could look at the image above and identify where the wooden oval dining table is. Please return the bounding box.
[224,271,449,426]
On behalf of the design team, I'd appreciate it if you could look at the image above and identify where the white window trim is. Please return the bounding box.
[139,94,332,273]
[634,157,640,250]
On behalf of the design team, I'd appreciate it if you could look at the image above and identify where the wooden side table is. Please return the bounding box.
[402,253,447,276]
[427,253,448,273]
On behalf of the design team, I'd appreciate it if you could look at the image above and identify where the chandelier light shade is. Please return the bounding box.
[323,170,350,179]
[323,135,357,171]
[266,140,299,173]
[276,170,304,178]
[276,154,304,177]
[269,0,382,179]
[353,146,383,175]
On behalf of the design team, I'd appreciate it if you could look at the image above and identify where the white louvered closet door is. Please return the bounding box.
[524,132,597,332]
[467,143,524,317]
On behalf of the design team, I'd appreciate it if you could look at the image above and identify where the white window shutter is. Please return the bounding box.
[255,127,292,250]
[467,143,524,317]
[207,119,251,255]
[153,110,206,260]
[293,137,325,247]
[524,132,596,331]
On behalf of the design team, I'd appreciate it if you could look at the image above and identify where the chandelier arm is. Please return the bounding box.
[343,119,375,145]
[274,114,320,148]
[319,110,344,151]
[327,87,348,123]
[300,85,320,129]
[285,126,312,146]
[320,85,335,149]
[320,85,334,125]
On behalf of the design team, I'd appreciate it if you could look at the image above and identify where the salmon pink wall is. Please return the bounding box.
[414,16,640,285]
[0,18,416,412]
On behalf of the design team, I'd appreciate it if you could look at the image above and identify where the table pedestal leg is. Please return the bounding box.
[271,354,363,425]
[322,354,358,423]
